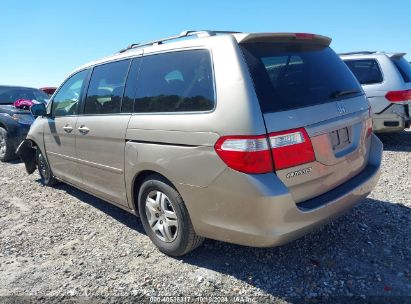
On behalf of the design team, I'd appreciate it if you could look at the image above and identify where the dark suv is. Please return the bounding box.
[0,85,49,161]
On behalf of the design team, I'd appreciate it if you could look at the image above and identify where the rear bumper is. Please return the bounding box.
[178,134,382,247]
[373,105,410,133]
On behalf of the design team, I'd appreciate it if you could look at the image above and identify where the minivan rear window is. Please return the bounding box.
[241,44,363,113]
[391,57,411,83]
[344,59,383,85]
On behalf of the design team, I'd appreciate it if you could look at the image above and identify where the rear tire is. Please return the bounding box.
[0,127,15,162]
[138,174,204,256]
[36,149,57,186]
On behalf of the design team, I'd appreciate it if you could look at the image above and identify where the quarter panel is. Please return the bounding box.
[125,128,219,146]
[124,139,226,209]
[367,93,391,114]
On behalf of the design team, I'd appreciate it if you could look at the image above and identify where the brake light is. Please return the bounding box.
[268,128,315,170]
[385,90,411,102]
[214,135,273,174]
[295,33,315,40]
[215,128,316,173]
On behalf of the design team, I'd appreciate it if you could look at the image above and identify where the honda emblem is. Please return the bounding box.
[336,102,347,114]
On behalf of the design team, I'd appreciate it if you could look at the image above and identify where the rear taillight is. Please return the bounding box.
[385,90,411,102]
[214,135,273,174]
[268,128,315,170]
[215,128,316,173]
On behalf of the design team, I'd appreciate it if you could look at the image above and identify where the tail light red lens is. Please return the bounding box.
[214,135,273,174]
[215,128,316,174]
[385,90,411,102]
[268,128,315,170]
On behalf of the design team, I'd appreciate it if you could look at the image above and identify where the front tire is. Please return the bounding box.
[138,174,204,256]
[36,149,57,186]
[0,127,15,162]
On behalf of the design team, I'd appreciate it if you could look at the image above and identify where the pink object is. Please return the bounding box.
[13,99,35,110]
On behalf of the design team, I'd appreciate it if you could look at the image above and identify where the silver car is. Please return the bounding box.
[340,51,411,133]
[18,31,382,256]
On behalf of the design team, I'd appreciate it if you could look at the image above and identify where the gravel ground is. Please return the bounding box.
[0,131,410,303]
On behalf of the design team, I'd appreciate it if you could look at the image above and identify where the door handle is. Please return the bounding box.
[78,125,90,135]
[62,125,73,133]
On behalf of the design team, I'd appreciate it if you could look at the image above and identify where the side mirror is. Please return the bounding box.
[30,103,47,117]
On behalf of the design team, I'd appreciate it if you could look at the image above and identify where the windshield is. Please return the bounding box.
[0,86,49,105]
[241,43,363,113]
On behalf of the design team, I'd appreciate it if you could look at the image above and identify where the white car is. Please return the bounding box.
[340,51,411,133]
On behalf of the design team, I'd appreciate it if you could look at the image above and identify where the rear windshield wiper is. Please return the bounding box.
[330,89,361,99]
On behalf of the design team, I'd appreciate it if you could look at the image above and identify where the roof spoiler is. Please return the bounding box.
[236,33,332,46]
[388,52,406,59]
[338,51,407,58]
[339,51,376,56]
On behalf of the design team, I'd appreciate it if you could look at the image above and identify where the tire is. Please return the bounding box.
[138,174,204,256]
[36,149,58,186]
[0,127,15,162]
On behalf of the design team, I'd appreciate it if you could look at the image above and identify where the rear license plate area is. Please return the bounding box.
[330,127,350,151]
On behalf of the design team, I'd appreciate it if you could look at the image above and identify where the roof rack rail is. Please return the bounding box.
[338,51,377,56]
[119,30,240,53]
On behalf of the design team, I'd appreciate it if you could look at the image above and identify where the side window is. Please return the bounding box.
[52,70,88,117]
[84,60,130,115]
[121,57,142,113]
[391,57,411,83]
[134,50,215,113]
[344,59,383,85]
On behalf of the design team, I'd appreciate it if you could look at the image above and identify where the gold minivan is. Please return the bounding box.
[18,31,382,256]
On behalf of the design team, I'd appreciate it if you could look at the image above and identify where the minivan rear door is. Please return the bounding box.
[75,58,136,207]
[240,35,371,203]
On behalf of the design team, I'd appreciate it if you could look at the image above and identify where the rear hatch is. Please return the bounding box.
[342,54,411,114]
[391,54,411,91]
[239,34,372,203]
[388,55,411,117]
